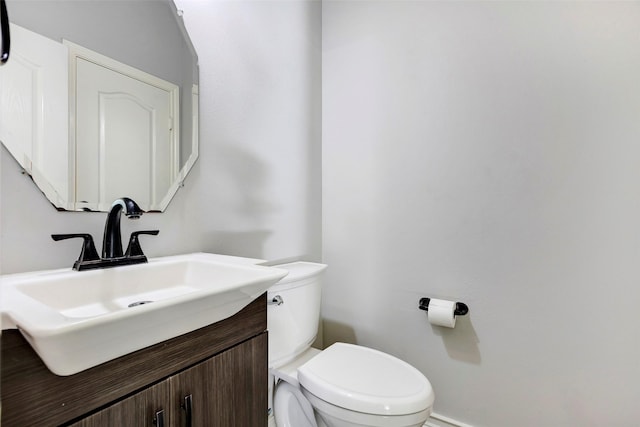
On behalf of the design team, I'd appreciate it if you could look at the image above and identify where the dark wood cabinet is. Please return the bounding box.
[71,334,267,427]
[1,294,268,427]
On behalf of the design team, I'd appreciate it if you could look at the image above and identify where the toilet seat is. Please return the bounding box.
[297,343,434,416]
[302,389,430,427]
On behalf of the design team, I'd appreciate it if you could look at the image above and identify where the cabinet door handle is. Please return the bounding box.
[181,394,193,427]
[153,409,165,427]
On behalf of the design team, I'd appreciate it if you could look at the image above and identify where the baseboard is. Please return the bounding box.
[425,412,474,427]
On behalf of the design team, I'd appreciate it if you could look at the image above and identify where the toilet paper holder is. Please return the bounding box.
[418,298,469,316]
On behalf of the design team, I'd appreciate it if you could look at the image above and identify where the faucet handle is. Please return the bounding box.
[51,234,101,270]
[125,230,159,258]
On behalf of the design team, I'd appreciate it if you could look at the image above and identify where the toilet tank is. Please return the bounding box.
[267,262,327,368]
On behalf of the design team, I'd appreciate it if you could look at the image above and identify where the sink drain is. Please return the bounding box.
[128,300,153,308]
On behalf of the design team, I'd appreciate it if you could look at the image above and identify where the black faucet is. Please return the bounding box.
[102,197,143,259]
[52,197,159,271]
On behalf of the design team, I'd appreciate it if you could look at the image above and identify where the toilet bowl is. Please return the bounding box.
[267,262,434,427]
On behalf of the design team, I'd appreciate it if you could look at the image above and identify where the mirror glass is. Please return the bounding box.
[2,0,198,212]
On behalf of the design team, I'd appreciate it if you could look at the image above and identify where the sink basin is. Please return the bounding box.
[1,253,287,375]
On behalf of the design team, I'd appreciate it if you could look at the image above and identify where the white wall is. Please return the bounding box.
[322,2,640,426]
[0,0,322,273]
[5,1,640,425]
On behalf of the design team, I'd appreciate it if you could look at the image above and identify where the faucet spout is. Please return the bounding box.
[102,197,143,259]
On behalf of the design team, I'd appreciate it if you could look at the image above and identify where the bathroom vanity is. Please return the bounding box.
[1,294,268,426]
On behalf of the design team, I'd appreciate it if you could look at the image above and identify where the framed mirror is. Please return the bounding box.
[0,0,199,212]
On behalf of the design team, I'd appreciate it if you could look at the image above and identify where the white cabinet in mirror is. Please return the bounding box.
[0,23,71,208]
[0,0,199,212]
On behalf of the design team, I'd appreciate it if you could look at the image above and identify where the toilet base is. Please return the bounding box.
[269,411,329,427]
[303,388,430,427]
[272,409,427,427]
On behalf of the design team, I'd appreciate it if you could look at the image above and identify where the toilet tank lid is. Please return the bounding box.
[270,262,327,285]
[297,343,434,416]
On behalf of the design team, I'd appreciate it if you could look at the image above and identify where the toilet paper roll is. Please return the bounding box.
[427,298,457,328]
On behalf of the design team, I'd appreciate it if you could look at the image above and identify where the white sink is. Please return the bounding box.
[1,253,287,375]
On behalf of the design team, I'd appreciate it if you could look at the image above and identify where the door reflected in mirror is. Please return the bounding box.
[0,0,199,212]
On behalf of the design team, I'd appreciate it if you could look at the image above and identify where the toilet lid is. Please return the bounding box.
[297,343,434,416]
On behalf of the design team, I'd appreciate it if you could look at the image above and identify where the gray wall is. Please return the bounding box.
[323,1,640,426]
[8,0,192,85]
[1,0,322,273]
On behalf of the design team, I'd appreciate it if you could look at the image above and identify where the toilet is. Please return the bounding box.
[267,262,435,427]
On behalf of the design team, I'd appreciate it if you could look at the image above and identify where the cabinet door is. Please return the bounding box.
[69,379,172,427]
[69,332,267,427]
[172,333,268,427]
